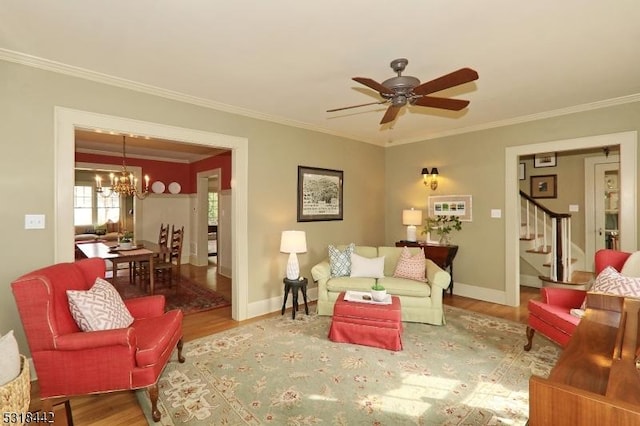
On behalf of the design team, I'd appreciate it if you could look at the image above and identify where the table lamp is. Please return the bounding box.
[402,209,423,242]
[280,230,307,280]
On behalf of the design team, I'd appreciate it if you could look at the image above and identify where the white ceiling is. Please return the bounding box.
[2,1,640,149]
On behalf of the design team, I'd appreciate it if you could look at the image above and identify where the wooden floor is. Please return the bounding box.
[30,263,540,425]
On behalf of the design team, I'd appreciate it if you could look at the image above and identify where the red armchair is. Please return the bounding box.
[524,249,631,350]
[11,258,185,422]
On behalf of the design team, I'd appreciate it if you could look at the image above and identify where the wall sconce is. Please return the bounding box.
[402,208,423,242]
[421,167,439,190]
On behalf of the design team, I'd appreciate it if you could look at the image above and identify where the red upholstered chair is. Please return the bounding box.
[524,249,631,351]
[11,258,185,422]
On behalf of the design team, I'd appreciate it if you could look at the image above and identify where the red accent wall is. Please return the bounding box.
[75,151,231,193]
[191,151,232,190]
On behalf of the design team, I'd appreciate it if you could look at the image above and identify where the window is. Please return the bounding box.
[208,192,218,226]
[73,185,121,226]
[74,186,93,225]
[97,191,120,224]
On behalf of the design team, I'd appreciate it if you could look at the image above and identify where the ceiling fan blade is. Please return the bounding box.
[413,96,470,111]
[353,77,395,95]
[380,105,401,124]
[413,68,479,96]
[326,100,387,113]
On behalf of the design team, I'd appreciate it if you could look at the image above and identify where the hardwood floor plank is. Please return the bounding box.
[29,263,540,425]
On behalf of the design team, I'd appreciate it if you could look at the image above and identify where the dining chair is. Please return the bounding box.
[136,223,170,286]
[154,225,184,288]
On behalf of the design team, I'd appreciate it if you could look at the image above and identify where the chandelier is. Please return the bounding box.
[96,135,150,200]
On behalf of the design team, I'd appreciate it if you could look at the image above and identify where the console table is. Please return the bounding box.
[528,294,640,425]
[395,241,458,295]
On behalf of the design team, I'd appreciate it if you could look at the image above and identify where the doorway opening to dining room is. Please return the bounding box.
[55,107,250,321]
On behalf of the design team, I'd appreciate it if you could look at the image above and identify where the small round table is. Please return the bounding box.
[281,277,309,320]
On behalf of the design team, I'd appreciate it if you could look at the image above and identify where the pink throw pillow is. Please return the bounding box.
[393,247,426,282]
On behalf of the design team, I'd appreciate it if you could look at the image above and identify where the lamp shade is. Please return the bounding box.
[430,167,439,176]
[402,209,423,226]
[280,230,307,254]
[421,167,430,175]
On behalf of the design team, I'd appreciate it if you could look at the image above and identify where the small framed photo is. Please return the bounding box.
[534,152,557,168]
[530,174,557,199]
[518,162,526,180]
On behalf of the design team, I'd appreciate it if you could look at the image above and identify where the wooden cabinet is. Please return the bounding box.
[395,241,458,295]
[528,294,640,425]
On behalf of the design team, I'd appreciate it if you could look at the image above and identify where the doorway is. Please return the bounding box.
[505,131,637,307]
[54,107,250,321]
[585,154,620,269]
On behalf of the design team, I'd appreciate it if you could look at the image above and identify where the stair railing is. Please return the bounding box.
[520,190,572,282]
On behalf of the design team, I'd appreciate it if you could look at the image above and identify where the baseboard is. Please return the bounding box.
[28,356,37,381]
[451,281,510,306]
[248,287,318,319]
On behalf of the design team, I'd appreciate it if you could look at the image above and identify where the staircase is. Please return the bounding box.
[519,191,593,288]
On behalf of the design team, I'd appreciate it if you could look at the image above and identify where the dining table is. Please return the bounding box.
[75,240,167,295]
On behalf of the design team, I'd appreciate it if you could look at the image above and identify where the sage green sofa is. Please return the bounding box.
[311,245,451,325]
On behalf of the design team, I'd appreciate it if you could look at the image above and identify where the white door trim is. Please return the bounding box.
[54,107,250,321]
[505,131,637,306]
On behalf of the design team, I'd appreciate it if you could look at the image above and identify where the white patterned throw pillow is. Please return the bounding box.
[329,243,355,277]
[581,266,640,309]
[0,330,21,386]
[67,277,134,332]
[393,246,426,282]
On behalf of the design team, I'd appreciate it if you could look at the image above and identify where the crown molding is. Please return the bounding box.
[3,48,639,149]
[0,49,371,144]
[390,93,640,146]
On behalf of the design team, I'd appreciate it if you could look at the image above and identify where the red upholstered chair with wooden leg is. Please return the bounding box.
[524,249,632,351]
[11,258,185,422]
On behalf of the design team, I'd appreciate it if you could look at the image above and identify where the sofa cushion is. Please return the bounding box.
[350,253,385,278]
[326,276,376,293]
[67,277,134,331]
[329,243,355,277]
[393,247,426,282]
[377,277,431,297]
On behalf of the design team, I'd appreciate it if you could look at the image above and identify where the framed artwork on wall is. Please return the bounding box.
[530,174,557,198]
[519,162,526,180]
[297,166,343,222]
[428,195,473,222]
[534,152,557,168]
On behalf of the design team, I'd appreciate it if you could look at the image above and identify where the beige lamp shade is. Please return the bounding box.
[280,230,307,280]
[402,209,422,242]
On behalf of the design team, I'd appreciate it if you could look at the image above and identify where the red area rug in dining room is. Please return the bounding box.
[110,272,230,315]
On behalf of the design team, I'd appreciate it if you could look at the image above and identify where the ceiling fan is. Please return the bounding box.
[327,58,479,124]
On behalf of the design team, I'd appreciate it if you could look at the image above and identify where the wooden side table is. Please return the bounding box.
[281,277,309,319]
[395,241,458,295]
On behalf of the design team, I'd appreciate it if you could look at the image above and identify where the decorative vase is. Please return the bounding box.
[371,289,387,302]
[439,234,451,245]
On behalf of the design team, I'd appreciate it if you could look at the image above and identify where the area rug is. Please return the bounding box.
[110,274,230,315]
[137,306,559,425]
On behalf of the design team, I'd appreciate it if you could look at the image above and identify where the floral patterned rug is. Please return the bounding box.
[110,273,230,315]
[138,306,559,425]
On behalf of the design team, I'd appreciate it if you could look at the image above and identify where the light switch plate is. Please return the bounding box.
[25,214,45,229]
[569,204,579,212]
[491,209,502,218]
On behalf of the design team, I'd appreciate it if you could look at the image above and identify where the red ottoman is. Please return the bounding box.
[328,291,403,351]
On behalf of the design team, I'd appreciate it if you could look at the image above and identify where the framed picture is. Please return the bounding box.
[534,152,557,168]
[530,174,557,198]
[428,195,473,222]
[519,162,526,180]
[297,166,343,222]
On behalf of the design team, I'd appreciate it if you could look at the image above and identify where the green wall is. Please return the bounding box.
[0,60,385,355]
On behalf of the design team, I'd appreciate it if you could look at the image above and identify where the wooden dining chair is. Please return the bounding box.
[136,223,170,286]
[154,225,184,288]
